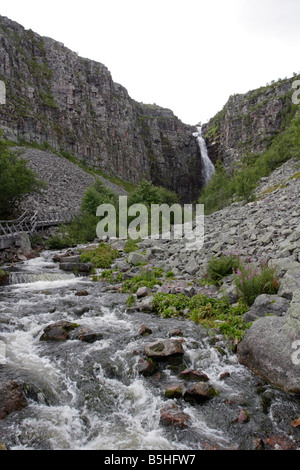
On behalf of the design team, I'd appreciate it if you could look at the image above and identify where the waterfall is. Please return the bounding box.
[193,126,215,185]
[9,271,76,285]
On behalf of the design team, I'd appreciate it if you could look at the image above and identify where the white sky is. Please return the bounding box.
[1,0,300,125]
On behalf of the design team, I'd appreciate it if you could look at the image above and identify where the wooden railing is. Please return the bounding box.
[0,210,75,249]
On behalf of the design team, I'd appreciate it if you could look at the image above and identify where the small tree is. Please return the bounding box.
[0,142,46,218]
[81,179,118,215]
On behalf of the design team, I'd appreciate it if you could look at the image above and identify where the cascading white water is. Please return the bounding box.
[1,249,300,450]
[193,126,215,185]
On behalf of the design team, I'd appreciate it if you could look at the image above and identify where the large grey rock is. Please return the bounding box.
[40,321,80,342]
[278,267,300,300]
[183,382,219,403]
[127,252,147,266]
[285,290,300,340]
[184,258,199,275]
[269,258,300,278]
[243,294,290,323]
[238,315,300,394]
[59,262,93,274]
[136,286,152,298]
[144,339,184,360]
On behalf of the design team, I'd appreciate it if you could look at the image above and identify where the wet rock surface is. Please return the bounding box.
[0,381,28,420]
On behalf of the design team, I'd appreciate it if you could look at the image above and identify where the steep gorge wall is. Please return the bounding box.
[0,15,201,202]
[203,77,296,170]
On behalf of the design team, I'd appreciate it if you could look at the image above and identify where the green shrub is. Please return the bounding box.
[46,212,98,249]
[166,271,175,279]
[81,179,118,216]
[0,141,46,218]
[46,234,75,250]
[127,180,181,236]
[207,253,241,282]
[128,180,179,207]
[126,294,136,307]
[121,268,163,293]
[233,259,279,306]
[0,269,9,285]
[124,238,141,253]
[79,243,119,269]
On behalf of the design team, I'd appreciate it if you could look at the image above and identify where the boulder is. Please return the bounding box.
[144,339,184,360]
[75,290,89,296]
[183,382,219,403]
[184,258,199,275]
[135,295,154,313]
[237,314,300,394]
[69,326,103,343]
[160,404,191,429]
[40,321,80,342]
[137,357,158,376]
[59,262,93,274]
[179,368,209,382]
[136,286,152,298]
[0,381,27,420]
[164,383,184,399]
[114,259,131,272]
[127,252,147,266]
[168,328,183,337]
[138,325,152,336]
[278,267,300,300]
[243,294,290,323]
[151,245,165,254]
[233,409,250,424]
[16,233,32,255]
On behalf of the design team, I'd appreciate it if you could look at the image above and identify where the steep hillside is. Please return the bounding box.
[203,76,298,169]
[17,146,129,215]
[0,15,201,202]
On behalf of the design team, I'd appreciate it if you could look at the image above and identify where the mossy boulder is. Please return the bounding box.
[40,321,80,342]
[183,382,219,404]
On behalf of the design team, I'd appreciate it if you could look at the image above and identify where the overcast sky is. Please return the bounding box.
[1,0,300,125]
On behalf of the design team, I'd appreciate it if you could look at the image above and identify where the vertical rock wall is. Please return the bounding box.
[0,15,201,202]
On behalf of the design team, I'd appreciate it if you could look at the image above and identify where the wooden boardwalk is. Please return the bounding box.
[0,210,75,249]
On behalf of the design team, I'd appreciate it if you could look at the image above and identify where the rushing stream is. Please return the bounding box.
[0,248,299,450]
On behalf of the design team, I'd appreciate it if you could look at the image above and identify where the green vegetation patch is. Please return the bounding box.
[0,140,46,218]
[79,243,119,269]
[233,259,279,307]
[152,293,250,342]
[121,268,163,293]
[0,269,9,285]
[206,253,241,283]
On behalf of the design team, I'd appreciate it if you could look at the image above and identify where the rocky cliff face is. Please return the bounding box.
[0,15,201,202]
[203,77,296,170]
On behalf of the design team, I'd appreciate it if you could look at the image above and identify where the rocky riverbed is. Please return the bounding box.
[0,247,299,450]
[0,158,300,450]
[82,157,300,396]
